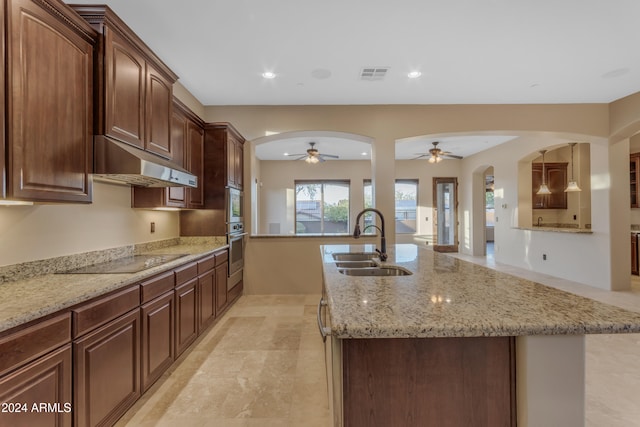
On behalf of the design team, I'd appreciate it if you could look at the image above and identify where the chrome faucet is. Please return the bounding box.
[353,208,387,261]
[537,217,543,227]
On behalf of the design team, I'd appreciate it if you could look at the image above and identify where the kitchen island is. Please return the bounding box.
[320,244,640,427]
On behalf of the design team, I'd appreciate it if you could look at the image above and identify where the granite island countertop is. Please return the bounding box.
[0,238,228,334]
[321,243,640,339]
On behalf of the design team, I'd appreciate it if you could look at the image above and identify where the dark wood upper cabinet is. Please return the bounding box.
[532,162,568,209]
[71,5,178,159]
[185,118,205,208]
[131,98,204,209]
[3,0,96,203]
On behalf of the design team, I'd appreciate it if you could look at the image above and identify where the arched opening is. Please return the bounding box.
[517,143,591,230]
[250,130,373,235]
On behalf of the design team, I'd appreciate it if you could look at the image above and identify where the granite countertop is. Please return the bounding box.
[513,226,592,234]
[321,244,640,339]
[0,239,227,334]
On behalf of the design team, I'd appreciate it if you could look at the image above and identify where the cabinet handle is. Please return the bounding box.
[317,298,331,343]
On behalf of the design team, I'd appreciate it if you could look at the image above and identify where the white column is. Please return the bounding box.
[517,335,585,427]
[370,138,396,245]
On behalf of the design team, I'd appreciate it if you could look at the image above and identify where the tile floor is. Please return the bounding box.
[116,250,640,427]
[115,295,330,427]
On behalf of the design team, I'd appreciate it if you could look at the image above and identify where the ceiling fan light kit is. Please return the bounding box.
[414,141,462,163]
[285,141,339,164]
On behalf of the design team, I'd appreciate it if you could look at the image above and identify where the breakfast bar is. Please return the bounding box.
[320,244,640,427]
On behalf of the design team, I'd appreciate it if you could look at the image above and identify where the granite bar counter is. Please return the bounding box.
[0,237,227,334]
[321,244,640,338]
[319,243,640,427]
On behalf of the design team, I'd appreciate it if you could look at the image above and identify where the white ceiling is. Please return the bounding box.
[68,0,640,159]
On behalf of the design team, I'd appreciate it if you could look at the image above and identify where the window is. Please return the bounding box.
[295,181,350,234]
[395,180,418,234]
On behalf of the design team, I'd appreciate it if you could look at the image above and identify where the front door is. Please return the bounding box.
[433,177,458,252]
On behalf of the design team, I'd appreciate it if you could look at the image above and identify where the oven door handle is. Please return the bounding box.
[230,232,248,238]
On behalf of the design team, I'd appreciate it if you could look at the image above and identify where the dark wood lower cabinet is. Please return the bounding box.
[342,337,516,427]
[0,249,237,427]
[215,262,228,312]
[175,278,198,357]
[0,344,72,427]
[74,309,141,427]
[198,269,216,333]
[141,291,175,392]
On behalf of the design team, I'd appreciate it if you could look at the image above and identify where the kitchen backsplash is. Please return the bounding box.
[0,237,226,284]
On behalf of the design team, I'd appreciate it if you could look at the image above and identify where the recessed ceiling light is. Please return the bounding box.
[407,71,422,79]
[283,152,289,156]
[262,71,276,79]
[361,152,368,156]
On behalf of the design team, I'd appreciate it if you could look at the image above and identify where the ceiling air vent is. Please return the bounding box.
[360,67,390,81]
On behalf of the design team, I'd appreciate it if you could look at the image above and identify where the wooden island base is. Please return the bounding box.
[340,337,516,427]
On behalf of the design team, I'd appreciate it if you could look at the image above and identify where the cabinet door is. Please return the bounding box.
[167,110,187,205]
[141,291,175,391]
[7,0,93,202]
[234,139,244,189]
[74,309,141,427]
[175,278,198,357]
[215,262,228,312]
[0,345,72,427]
[531,163,567,209]
[226,137,236,187]
[198,270,215,332]
[104,30,145,149]
[145,63,173,159]
[546,166,567,209]
[186,120,205,208]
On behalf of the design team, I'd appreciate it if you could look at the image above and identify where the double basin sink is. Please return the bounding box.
[332,252,412,276]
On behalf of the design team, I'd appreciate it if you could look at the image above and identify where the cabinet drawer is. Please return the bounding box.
[215,250,228,266]
[140,271,175,304]
[73,285,140,338]
[197,254,215,275]
[175,262,197,285]
[0,313,71,377]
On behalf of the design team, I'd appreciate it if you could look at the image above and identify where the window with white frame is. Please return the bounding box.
[295,180,350,234]
[395,180,418,234]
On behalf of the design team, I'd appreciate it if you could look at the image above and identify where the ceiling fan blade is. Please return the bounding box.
[411,154,430,160]
[319,154,339,159]
[291,155,308,160]
[441,154,463,159]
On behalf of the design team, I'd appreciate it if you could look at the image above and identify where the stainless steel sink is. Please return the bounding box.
[335,260,378,268]
[338,266,412,276]
[332,252,378,261]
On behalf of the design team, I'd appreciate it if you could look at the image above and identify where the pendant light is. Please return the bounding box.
[564,143,582,192]
[536,150,552,195]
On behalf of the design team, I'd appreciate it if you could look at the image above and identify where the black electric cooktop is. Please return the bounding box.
[59,254,188,274]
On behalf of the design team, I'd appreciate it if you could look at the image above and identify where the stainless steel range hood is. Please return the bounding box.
[94,136,197,188]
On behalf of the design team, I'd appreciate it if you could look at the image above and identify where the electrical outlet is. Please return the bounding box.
[543,254,547,261]
[150,222,156,233]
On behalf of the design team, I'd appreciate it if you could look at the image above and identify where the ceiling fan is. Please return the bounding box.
[286,142,339,164]
[413,141,463,163]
